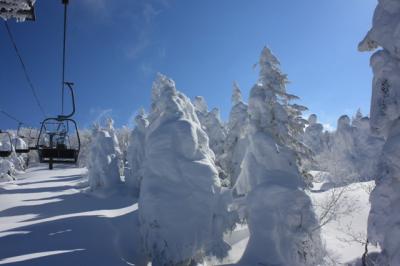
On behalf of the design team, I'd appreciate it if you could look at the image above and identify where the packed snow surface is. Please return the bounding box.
[0,166,142,266]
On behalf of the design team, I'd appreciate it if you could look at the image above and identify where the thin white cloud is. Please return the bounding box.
[88,107,113,126]
[323,123,335,132]
[124,0,172,60]
[78,0,172,60]
[79,0,108,17]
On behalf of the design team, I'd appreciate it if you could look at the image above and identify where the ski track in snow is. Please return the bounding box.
[0,166,141,266]
[0,166,377,265]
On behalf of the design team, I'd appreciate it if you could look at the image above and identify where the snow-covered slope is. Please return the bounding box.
[0,166,143,266]
[0,165,379,266]
[218,179,379,265]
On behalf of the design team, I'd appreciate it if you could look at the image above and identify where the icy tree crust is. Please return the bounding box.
[368,119,400,265]
[358,0,400,59]
[0,0,36,22]
[193,96,227,159]
[370,50,400,136]
[359,0,400,136]
[234,47,323,266]
[87,121,121,192]
[232,81,243,105]
[125,110,148,195]
[221,83,249,186]
[0,134,28,180]
[360,0,400,264]
[139,74,233,265]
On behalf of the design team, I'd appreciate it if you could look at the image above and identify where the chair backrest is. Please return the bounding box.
[0,150,12,157]
[15,149,30,154]
[41,148,77,160]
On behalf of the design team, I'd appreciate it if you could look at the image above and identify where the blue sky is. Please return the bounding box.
[0,0,376,130]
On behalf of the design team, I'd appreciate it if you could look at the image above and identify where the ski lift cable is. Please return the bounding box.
[4,21,47,118]
[0,109,27,126]
[61,0,69,115]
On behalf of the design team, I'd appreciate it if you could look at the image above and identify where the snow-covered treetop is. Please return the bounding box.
[150,73,177,112]
[355,108,363,120]
[193,96,209,113]
[358,0,400,59]
[308,114,318,125]
[248,47,308,159]
[232,81,243,105]
[351,108,365,128]
[258,46,289,96]
[134,108,149,131]
[106,118,115,130]
[148,73,199,126]
[209,107,221,119]
[358,117,371,131]
[0,0,36,22]
[337,115,351,132]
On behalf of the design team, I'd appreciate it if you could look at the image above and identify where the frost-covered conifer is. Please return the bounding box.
[352,116,384,181]
[235,47,323,266]
[359,0,400,264]
[193,96,228,185]
[220,82,249,186]
[125,109,148,196]
[193,96,227,159]
[87,122,121,192]
[303,114,325,155]
[139,74,233,265]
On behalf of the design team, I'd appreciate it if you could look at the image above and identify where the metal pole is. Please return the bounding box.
[61,0,69,115]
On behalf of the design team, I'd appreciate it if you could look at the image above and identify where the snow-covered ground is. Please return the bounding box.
[0,166,141,266]
[310,180,380,264]
[0,166,377,265]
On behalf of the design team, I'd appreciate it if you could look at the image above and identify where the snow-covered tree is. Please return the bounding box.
[87,122,121,192]
[77,129,92,167]
[359,0,400,264]
[220,82,249,187]
[193,96,228,185]
[193,96,227,155]
[139,74,233,265]
[302,114,327,170]
[315,113,384,187]
[125,109,148,196]
[352,116,384,181]
[235,47,323,266]
[0,160,13,181]
[116,126,131,166]
[332,115,358,181]
[0,0,36,21]
[351,108,364,128]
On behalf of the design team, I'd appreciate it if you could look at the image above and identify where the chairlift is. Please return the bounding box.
[0,130,13,157]
[36,82,80,169]
[13,123,30,154]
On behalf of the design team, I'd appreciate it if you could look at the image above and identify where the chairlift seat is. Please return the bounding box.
[57,143,67,150]
[40,148,77,159]
[0,151,12,157]
[0,130,13,158]
[15,149,30,154]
